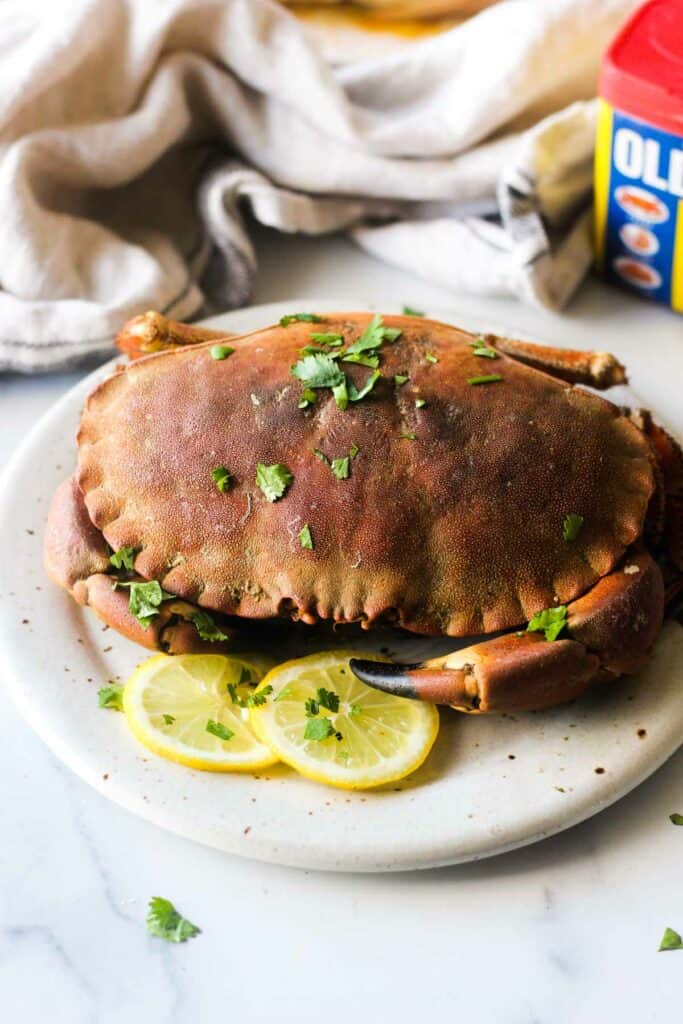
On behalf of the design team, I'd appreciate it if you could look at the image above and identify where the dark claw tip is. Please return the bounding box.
[349,658,420,698]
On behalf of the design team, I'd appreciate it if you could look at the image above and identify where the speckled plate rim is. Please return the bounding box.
[1,298,682,873]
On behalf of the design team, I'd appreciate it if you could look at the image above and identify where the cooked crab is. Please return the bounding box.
[45,310,682,713]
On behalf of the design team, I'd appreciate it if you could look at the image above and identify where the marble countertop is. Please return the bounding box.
[2,228,683,1023]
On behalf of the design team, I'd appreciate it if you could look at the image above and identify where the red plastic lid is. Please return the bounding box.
[600,0,683,136]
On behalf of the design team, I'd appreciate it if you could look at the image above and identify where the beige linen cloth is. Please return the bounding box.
[0,0,638,372]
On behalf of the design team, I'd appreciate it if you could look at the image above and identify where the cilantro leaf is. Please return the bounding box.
[394,374,409,387]
[350,704,361,718]
[467,374,503,385]
[98,683,124,711]
[310,332,343,346]
[527,605,568,642]
[400,432,417,441]
[425,353,438,364]
[341,352,380,369]
[291,353,345,390]
[332,378,349,410]
[211,466,231,493]
[298,388,317,409]
[659,927,683,951]
[190,610,229,643]
[343,315,402,362]
[114,580,174,628]
[109,546,137,572]
[299,524,314,550]
[331,457,350,480]
[402,305,425,317]
[206,719,234,741]
[210,344,234,361]
[256,463,293,502]
[670,813,683,825]
[280,313,323,326]
[469,336,498,359]
[305,697,319,717]
[162,714,175,725]
[146,897,200,944]
[247,684,273,708]
[348,370,381,403]
[415,398,426,408]
[313,448,329,464]
[304,717,336,741]
[563,513,584,542]
[316,687,340,712]
[349,443,360,459]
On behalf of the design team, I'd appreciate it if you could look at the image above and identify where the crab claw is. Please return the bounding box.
[351,633,599,713]
[351,550,665,714]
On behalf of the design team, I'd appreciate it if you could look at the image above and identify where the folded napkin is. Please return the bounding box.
[0,0,637,372]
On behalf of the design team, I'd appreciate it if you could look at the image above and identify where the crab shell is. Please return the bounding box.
[62,314,655,642]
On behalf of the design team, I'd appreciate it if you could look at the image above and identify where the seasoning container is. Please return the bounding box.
[594,0,683,313]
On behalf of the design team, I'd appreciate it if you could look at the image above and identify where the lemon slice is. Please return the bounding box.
[122,653,279,771]
[249,650,439,790]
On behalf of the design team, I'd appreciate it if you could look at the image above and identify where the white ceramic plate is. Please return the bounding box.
[1,299,682,872]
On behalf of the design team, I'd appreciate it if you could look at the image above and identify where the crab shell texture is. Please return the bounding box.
[76,314,655,638]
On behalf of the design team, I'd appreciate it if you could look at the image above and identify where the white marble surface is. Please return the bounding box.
[2,228,683,1023]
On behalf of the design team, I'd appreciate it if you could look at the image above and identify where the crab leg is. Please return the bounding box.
[491,335,626,389]
[115,311,233,361]
[350,550,664,713]
[45,477,237,654]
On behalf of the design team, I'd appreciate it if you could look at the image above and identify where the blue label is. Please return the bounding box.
[603,108,683,306]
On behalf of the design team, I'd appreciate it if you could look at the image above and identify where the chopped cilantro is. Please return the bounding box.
[317,687,340,712]
[162,714,175,725]
[298,524,314,550]
[415,398,426,409]
[469,336,498,359]
[114,580,174,628]
[348,369,381,402]
[331,457,350,480]
[210,344,234,360]
[305,697,319,717]
[394,374,409,387]
[190,610,228,643]
[298,388,317,409]
[670,813,683,826]
[98,683,124,711]
[280,313,323,326]
[109,546,137,572]
[425,353,438,364]
[256,463,293,502]
[659,927,683,951]
[146,897,200,944]
[211,466,231,493]
[402,305,425,317]
[350,704,362,717]
[342,352,380,369]
[291,353,345,390]
[342,314,396,360]
[227,682,240,704]
[332,378,349,410]
[304,717,337,742]
[349,443,360,459]
[247,684,273,708]
[206,719,234,741]
[563,513,584,542]
[313,448,328,464]
[400,432,417,441]
[310,333,343,346]
[527,605,568,642]
[467,374,502,385]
